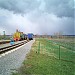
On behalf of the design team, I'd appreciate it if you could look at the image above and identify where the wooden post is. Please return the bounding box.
[38,42,40,54]
[59,45,60,60]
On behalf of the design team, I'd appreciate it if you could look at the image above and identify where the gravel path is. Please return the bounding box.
[0,39,35,75]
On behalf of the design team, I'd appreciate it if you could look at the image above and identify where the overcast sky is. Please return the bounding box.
[0,0,74,35]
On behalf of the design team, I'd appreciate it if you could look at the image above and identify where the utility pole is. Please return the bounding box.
[3,31,5,39]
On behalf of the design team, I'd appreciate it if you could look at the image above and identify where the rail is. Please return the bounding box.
[0,40,28,54]
[0,40,10,44]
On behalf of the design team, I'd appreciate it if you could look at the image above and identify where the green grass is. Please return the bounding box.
[38,38,75,63]
[12,50,74,75]
[12,38,75,75]
[49,38,75,51]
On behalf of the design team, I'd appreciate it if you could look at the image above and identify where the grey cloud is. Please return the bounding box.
[0,0,74,18]
[44,0,74,18]
[0,0,40,14]
[26,12,74,35]
[39,16,74,35]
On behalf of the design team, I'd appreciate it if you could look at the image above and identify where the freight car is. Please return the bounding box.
[19,32,25,40]
[24,34,27,40]
[27,33,33,40]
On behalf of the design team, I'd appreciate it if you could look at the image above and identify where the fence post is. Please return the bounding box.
[38,42,40,54]
[59,45,60,60]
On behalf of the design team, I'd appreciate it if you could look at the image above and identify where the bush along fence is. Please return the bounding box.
[32,38,75,63]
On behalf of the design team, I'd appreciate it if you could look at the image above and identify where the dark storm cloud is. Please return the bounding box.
[0,0,74,18]
[0,0,40,14]
[44,0,74,18]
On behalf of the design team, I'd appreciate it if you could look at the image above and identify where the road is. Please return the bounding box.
[0,39,35,75]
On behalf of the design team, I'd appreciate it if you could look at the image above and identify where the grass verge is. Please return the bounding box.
[12,51,74,75]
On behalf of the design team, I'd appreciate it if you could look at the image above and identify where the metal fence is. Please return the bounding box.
[32,38,75,63]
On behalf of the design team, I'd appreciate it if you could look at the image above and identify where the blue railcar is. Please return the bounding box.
[27,33,33,40]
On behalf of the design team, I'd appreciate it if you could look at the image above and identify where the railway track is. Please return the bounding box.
[0,40,10,44]
[0,40,28,54]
